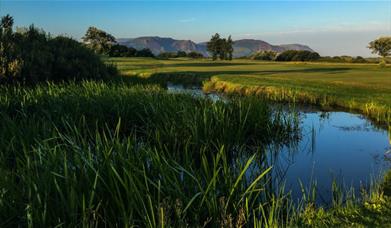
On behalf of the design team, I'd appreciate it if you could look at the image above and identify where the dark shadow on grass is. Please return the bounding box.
[161,62,258,67]
[256,67,352,75]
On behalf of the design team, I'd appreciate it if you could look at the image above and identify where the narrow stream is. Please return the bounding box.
[167,83,391,203]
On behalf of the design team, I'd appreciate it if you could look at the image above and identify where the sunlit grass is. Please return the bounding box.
[109,57,391,125]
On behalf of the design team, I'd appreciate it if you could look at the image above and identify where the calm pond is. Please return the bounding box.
[167,83,391,204]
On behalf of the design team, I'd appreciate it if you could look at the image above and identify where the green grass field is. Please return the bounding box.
[109,57,391,125]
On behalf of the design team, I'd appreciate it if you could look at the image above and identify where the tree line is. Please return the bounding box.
[0,15,116,84]
[83,27,205,58]
[82,27,391,64]
[250,50,320,61]
[82,27,155,58]
[248,38,391,65]
[157,51,204,59]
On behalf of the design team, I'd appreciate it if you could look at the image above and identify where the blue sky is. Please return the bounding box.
[1,1,390,56]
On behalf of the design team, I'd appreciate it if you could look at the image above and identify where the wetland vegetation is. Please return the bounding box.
[0,57,389,226]
[0,11,390,227]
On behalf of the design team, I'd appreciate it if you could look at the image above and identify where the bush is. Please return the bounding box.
[157,51,203,59]
[379,59,387,68]
[135,48,155,57]
[13,26,53,82]
[251,50,277,61]
[108,44,137,57]
[275,50,297,61]
[176,50,187,57]
[48,36,116,81]
[187,51,204,59]
[0,19,117,84]
[352,56,367,63]
[157,52,177,59]
[107,45,155,58]
[318,56,371,63]
[275,50,320,62]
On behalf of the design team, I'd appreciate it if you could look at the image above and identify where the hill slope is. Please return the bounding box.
[117,36,314,57]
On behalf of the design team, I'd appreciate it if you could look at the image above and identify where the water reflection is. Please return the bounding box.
[166,83,221,102]
[269,109,390,204]
[167,83,391,204]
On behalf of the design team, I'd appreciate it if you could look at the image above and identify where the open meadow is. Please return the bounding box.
[110,57,391,125]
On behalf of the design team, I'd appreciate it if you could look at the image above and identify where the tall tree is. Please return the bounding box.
[207,33,234,61]
[368,37,391,65]
[218,38,227,60]
[0,14,21,81]
[226,35,234,60]
[207,33,220,60]
[82,26,116,54]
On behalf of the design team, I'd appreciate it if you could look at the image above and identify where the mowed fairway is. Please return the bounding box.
[109,57,391,124]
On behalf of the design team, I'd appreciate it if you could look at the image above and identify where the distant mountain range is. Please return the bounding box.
[117,37,314,57]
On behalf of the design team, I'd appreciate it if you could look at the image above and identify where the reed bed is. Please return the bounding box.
[0,81,301,227]
[0,81,389,227]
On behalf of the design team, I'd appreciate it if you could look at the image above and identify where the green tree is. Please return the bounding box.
[226,35,234,60]
[0,15,116,84]
[187,51,203,59]
[368,37,391,65]
[207,33,220,60]
[176,51,187,58]
[0,14,22,81]
[136,48,154,58]
[207,33,234,61]
[82,26,116,54]
[108,44,137,57]
[275,50,319,62]
[219,38,227,60]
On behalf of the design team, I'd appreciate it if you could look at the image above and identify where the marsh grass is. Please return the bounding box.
[0,79,389,226]
[0,81,303,227]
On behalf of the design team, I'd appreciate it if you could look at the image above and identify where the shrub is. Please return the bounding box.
[319,56,371,63]
[48,36,115,81]
[157,51,202,59]
[108,44,137,57]
[176,50,187,57]
[275,50,297,61]
[275,50,320,61]
[135,48,155,57]
[251,50,277,61]
[187,51,204,59]
[0,17,117,84]
[157,52,177,59]
[108,45,155,58]
[352,56,367,63]
[379,59,387,68]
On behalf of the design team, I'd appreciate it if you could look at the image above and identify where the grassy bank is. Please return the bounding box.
[110,58,391,125]
[203,72,391,126]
